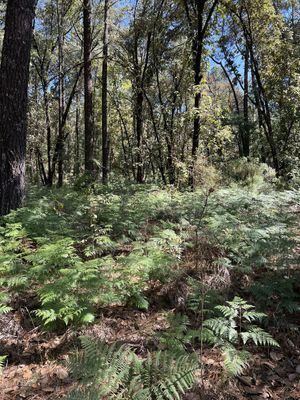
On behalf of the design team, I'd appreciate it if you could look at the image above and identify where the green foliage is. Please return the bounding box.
[0,185,299,329]
[157,313,197,353]
[251,274,300,314]
[222,346,250,377]
[224,159,277,190]
[0,356,6,373]
[66,336,199,400]
[0,187,190,326]
[202,297,279,376]
[204,188,298,271]
[0,292,12,315]
[186,278,224,317]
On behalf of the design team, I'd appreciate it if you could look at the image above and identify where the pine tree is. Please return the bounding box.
[0,0,36,216]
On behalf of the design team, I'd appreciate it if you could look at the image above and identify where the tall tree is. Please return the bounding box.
[83,0,94,175]
[242,43,250,157]
[102,0,110,184]
[0,0,36,216]
[56,0,65,187]
[182,0,219,187]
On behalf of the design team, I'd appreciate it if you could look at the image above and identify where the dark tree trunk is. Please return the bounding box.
[102,0,109,184]
[0,0,36,216]
[74,91,81,177]
[238,11,280,175]
[83,0,94,176]
[57,0,65,187]
[188,2,204,188]
[135,88,144,184]
[242,43,250,157]
[41,79,53,186]
[184,0,219,188]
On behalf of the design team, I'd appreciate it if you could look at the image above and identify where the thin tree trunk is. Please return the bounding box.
[57,0,65,187]
[242,43,250,157]
[102,0,109,184]
[83,0,94,176]
[188,1,205,188]
[74,91,81,176]
[135,88,144,183]
[0,0,36,216]
[41,78,53,186]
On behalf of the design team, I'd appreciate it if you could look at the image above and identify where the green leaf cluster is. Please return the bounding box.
[66,336,199,400]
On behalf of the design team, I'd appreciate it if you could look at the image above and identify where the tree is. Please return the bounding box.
[102,0,110,184]
[182,0,220,187]
[31,0,83,187]
[83,0,94,176]
[0,0,36,216]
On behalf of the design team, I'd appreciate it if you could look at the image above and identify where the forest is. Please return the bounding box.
[0,0,299,399]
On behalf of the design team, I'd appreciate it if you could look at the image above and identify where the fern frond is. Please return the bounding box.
[0,304,12,314]
[203,318,238,343]
[0,356,7,374]
[241,327,280,347]
[66,338,199,400]
[215,305,238,319]
[243,311,266,322]
[222,345,250,376]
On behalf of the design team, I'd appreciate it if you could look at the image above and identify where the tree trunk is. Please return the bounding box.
[102,0,109,184]
[41,79,53,186]
[83,0,94,176]
[242,43,250,157]
[188,2,204,188]
[0,0,36,216]
[57,0,65,187]
[74,91,81,177]
[135,88,144,184]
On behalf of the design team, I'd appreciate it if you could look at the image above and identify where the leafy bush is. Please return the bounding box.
[193,157,222,191]
[224,158,277,190]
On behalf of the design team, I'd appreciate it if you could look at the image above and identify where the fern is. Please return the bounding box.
[0,356,7,374]
[0,292,12,315]
[66,336,199,400]
[240,327,279,347]
[202,296,279,376]
[222,345,250,377]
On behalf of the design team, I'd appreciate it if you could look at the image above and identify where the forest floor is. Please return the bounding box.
[0,186,299,400]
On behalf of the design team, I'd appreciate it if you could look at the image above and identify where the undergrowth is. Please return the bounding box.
[66,336,199,400]
[0,185,298,328]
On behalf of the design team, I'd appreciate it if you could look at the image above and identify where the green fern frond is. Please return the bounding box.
[242,311,266,322]
[241,327,280,347]
[0,356,7,374]
[203,318,238,343]
[215,305,238,319]
[0,304,13,314]
[66,337,199,400]
[222,345,250,376]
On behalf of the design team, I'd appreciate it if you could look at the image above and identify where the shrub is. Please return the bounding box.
[224,158,277,190]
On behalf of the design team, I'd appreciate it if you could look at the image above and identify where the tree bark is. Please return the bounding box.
[184,0,219,188]
[135,87,144,183]
[0,0,36,216]
[56,0,65,187]
[102,0,109,184]
[83,0,94,176]
[242,43,250,157]
[188,2,204,188]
